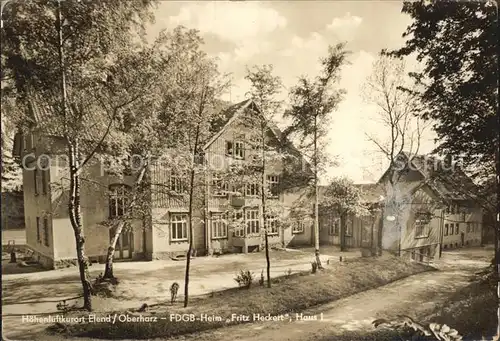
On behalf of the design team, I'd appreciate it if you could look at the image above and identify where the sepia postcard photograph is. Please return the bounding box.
[1,0,498,340]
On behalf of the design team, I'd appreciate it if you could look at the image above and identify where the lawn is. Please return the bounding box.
[48,255,433,340]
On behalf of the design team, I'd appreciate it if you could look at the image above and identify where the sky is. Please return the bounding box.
[146,1,437,184]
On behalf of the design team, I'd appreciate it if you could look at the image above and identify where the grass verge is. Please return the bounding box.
[48,255,433,340]
[317,263,497,341]
[428,266,497,340]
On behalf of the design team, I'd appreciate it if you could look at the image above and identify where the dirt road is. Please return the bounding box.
[165,248,490,341]
[1,248,490,341]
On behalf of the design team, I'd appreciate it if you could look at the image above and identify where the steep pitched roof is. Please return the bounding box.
[203,99,303,155]
[203,99,255,150]
[24,91,109,142]
[378,151,480,202]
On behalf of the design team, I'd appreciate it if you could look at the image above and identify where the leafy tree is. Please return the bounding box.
[1,99,22,191]
[244,64,283,288]
[388,0,497,267]
[1,0,156,311]
[100,27,216,281]
[177,60,229,308]
[388,1,497,180]
[319,177,369,251]
[284,43,348,267]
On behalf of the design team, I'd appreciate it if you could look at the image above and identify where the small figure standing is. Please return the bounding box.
[170,282,179,304]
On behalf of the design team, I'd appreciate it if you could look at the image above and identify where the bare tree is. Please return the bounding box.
[361,55,430,255]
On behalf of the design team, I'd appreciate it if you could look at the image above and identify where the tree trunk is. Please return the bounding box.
[340,212,347,252]
[103,221,125,279]
[261,122,271,288]
[184,215,193,308]
[313,114,322,268]
[495,147,499,279]
[102,165,147,280]
[68,142,93,311]
[264,230,271,288]
[370,213,374,251]
[184,124,201,308]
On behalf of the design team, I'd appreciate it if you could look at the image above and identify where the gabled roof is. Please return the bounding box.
[203,99,304,158]
[203,99,256,150]
[23,91,109,144]
[378,151,480,202]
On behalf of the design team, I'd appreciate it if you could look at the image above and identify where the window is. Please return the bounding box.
[233,210,244,237]
[246,208,260,235]
[266,214,279,235]
[345,217,353,236]
[43,218,49,246]
[211,213,228,239]
[225,141,233,156]
[234,141,245,159]
[246,183,260,197]
[36,217,41,243]
[450,204,457,215]
[121,231,130,248]
[466,222,471,233]
[34,168,39,196]
[266,175,280,197]
[455,223,459,235]
[444,224,449,236]
[329,217,340,235]
[226,140,245,159]
[414,212,431,238]
[23,134,33,151]
[250,137,262,163]
[109,184,130,218]
[250,137,262,150]
[170,214,188,241]
[445,204,458,215]
[169,173,186,194]
[292,221,305,234]
[211,175,228,196]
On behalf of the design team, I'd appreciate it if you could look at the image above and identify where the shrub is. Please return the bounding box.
[285,268,292,278]
[259,270,265,286]
[234,270,254,289]
[373,315,462,341]
[311,261,318,273]
[92,273,118,298]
